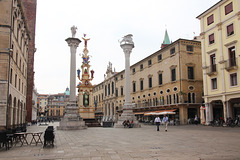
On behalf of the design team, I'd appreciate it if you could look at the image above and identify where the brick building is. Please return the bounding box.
[22,0,37,123]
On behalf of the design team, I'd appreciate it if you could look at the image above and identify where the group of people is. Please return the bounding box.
[122,120,134,128]
[154,115,169,132]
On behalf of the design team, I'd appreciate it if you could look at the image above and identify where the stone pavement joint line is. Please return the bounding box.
[0,122,240,159]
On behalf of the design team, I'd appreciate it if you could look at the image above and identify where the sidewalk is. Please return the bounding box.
[0,122,240,160]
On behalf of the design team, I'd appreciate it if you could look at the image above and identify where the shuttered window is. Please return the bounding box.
[227,24,234,36]
[209,33,214,44]
[207,14,214,25]
[225,2,233,15]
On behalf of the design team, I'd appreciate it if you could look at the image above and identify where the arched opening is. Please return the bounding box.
[7,95,12,128]
[13,97,16,127]
[211,100,223,120]
[17,99,20,126]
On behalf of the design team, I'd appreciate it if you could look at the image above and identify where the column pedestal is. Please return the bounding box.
[114,104,141,128]
[57,101,87,130]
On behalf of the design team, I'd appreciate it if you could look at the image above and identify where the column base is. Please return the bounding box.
[57,102,87,130]
[114,105,141,128]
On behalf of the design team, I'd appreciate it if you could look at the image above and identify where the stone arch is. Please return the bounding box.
[7,95,12,128]
[20,102,23,124]
[13,97,16,127]
[17,99,20,125]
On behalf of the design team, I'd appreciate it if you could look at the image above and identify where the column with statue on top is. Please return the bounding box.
[77,34,97,125]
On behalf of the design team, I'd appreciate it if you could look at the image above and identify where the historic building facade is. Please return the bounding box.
[37,88,69,121]
[93,35,203,125]
[0,0,31,129]
[197,0,240,124]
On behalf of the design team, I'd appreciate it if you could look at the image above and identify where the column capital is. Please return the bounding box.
[65,38,81,48]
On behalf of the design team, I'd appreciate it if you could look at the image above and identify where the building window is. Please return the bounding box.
[210,54,216,72]
[108,83,110,95]
[140,79,144,91]
[132,68,135,74]
[115,77,118,81]
[158,54,162,61]
[209,33,214,44]
[112,82,114,94]
[148,60,152,66]
[121,87,123,96]
[170,47,175,55]
[225,2,233,15]
[18,79,20,91]
[227,24,234,36]
[188,66,194,80]
[188,93,192,103]
[171,68,176,82]
[173,94,176,104]
[158,73,162,85]
[148,77,152,88]
[211,78,217,90]
[133,82,136,92]
[105,85,107,96]
[192,93,195,103]
[176,93,179,103]
[140,64,143,70]
[186,45,193,52]
[16,52,18,65]
[10,68,12,84]
[228,46,236,67]
[121,75,123,79]
[207,14,214,25]
[230,73,237,86]
[115,89,118,97]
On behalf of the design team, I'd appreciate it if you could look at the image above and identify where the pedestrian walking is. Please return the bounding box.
[154,116,161,131]
[194,115,198,125]
[162,115,169,132]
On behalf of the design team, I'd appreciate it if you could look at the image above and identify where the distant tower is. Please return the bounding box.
[161,29,171,49]
[77,34,95,120]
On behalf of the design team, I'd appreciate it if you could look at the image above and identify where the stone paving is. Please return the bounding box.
[0,122,240,160]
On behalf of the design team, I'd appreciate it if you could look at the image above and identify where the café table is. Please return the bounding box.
[29,132,43,145]
[14,132,28,147]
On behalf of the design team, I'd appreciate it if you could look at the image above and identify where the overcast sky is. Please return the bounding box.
[34,0,219,94]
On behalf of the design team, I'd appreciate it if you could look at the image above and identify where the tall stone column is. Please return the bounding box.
[66,38,80,102]
[115,34,140,128]
[58,26,86,130]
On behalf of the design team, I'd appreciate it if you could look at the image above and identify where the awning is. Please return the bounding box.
[134,112,145,115]
[144,109,176,116]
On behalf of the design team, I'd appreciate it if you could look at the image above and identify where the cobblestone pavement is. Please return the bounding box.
[0,122,240,160]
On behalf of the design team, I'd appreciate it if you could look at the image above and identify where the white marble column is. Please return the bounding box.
[205,103,210,125]
[115,34,140,128]
[209,103,213,121]
[65,38,81,102]
[124,48,132,106]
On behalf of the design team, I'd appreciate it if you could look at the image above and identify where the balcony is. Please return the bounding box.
[206,64,217,76]
[225,58,238,71]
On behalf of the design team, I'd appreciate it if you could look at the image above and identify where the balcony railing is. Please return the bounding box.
[225,57,238,71]
[206,64,217,76]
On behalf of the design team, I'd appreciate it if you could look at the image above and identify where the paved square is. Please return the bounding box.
[0,122,240,160]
